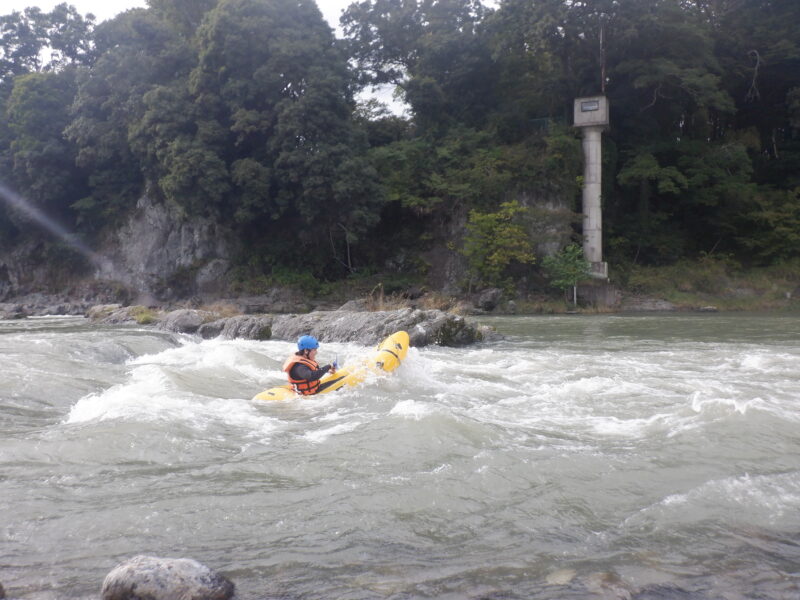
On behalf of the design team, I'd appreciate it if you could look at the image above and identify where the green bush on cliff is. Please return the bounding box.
[462,201,535,290]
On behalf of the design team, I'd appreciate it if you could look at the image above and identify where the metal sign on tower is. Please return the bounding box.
[574,96,609,280]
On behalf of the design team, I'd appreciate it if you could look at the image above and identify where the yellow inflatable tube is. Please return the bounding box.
[253,330,410,401]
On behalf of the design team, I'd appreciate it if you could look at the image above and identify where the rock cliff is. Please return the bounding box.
[100,195,237,301]
[0,194,237,303]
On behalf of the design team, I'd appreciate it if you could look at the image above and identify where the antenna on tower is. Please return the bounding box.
[600,16,607,94]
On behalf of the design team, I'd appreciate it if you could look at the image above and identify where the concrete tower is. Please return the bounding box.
[573,96,609,280]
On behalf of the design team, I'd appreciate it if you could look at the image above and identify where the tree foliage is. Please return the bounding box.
[0,0,799,294]
[541,243,589,303]
[462,200,535,289]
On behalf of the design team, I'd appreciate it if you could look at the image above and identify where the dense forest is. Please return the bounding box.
[0,0,798,297]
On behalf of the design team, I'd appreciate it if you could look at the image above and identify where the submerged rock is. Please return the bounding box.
[101,555,234,600]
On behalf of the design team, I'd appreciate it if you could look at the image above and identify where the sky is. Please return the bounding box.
[2,0,351,31]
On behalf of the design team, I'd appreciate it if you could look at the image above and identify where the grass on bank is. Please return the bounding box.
[223,255,800,315]
[613,255,800,311]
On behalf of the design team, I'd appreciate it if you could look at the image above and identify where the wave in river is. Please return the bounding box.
[3,314,800,599]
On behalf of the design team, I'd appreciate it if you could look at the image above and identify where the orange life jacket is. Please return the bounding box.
[282,354,321,395]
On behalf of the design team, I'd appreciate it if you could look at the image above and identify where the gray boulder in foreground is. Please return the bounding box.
[101,555,234,600]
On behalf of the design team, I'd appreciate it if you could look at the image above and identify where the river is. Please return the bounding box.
[2,313,799,599]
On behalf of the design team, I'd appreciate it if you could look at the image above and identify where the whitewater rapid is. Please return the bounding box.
[2,313,799,599]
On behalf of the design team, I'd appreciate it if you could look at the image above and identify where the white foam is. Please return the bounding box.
[57,321,800,463]
[690,391,769,416]
[589,413,674,437]
[303,421,362,443]
[66,364,171,424]
[131,337,277,382]
[389,399,434,420]
[65,359,281,438]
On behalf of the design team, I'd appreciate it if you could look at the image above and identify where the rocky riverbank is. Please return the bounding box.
[91,304,496,347]
[0,291,498,347]
[2,265,799,333]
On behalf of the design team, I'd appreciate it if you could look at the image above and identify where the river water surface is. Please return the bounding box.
[2,313,800,599]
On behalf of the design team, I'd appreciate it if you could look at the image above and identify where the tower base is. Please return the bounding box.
[589,261,608,280]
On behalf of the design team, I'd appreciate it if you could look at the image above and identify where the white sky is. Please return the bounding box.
[1,0,352,31]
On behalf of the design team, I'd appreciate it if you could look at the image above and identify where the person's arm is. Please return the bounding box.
[290,362,331,382]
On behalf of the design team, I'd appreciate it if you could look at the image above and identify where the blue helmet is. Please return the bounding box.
[297,335,319,351]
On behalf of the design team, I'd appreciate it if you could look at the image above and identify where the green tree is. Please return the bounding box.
[4,69,86,223]
[189,0,384,274]
[0,7,48,85]
[0,4,94,234]
[41,3,96,69]
[462,200,535,289]
[541,243,590,305]
[146,0,216,37]
[65,8,192,227]
[341,0,492,131]
[0,4,95,87]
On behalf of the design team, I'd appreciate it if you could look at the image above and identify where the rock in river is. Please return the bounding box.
[101,555,234,600]
[120,306,498,346]
[268,307,495,347]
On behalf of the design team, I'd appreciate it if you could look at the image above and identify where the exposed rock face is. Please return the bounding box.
[475,287,503,311]
[0,195,237,303]
[101,555,234,600]
[101,195,237,301]
[520,192,576,259]
[0,241,54,300]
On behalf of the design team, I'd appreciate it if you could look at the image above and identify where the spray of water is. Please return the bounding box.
[0,181,113,275]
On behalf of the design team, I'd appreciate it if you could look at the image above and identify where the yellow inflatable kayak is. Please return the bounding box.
[253,330,410,401]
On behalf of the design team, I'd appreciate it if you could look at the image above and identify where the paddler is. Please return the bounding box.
[282,335,338,395]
